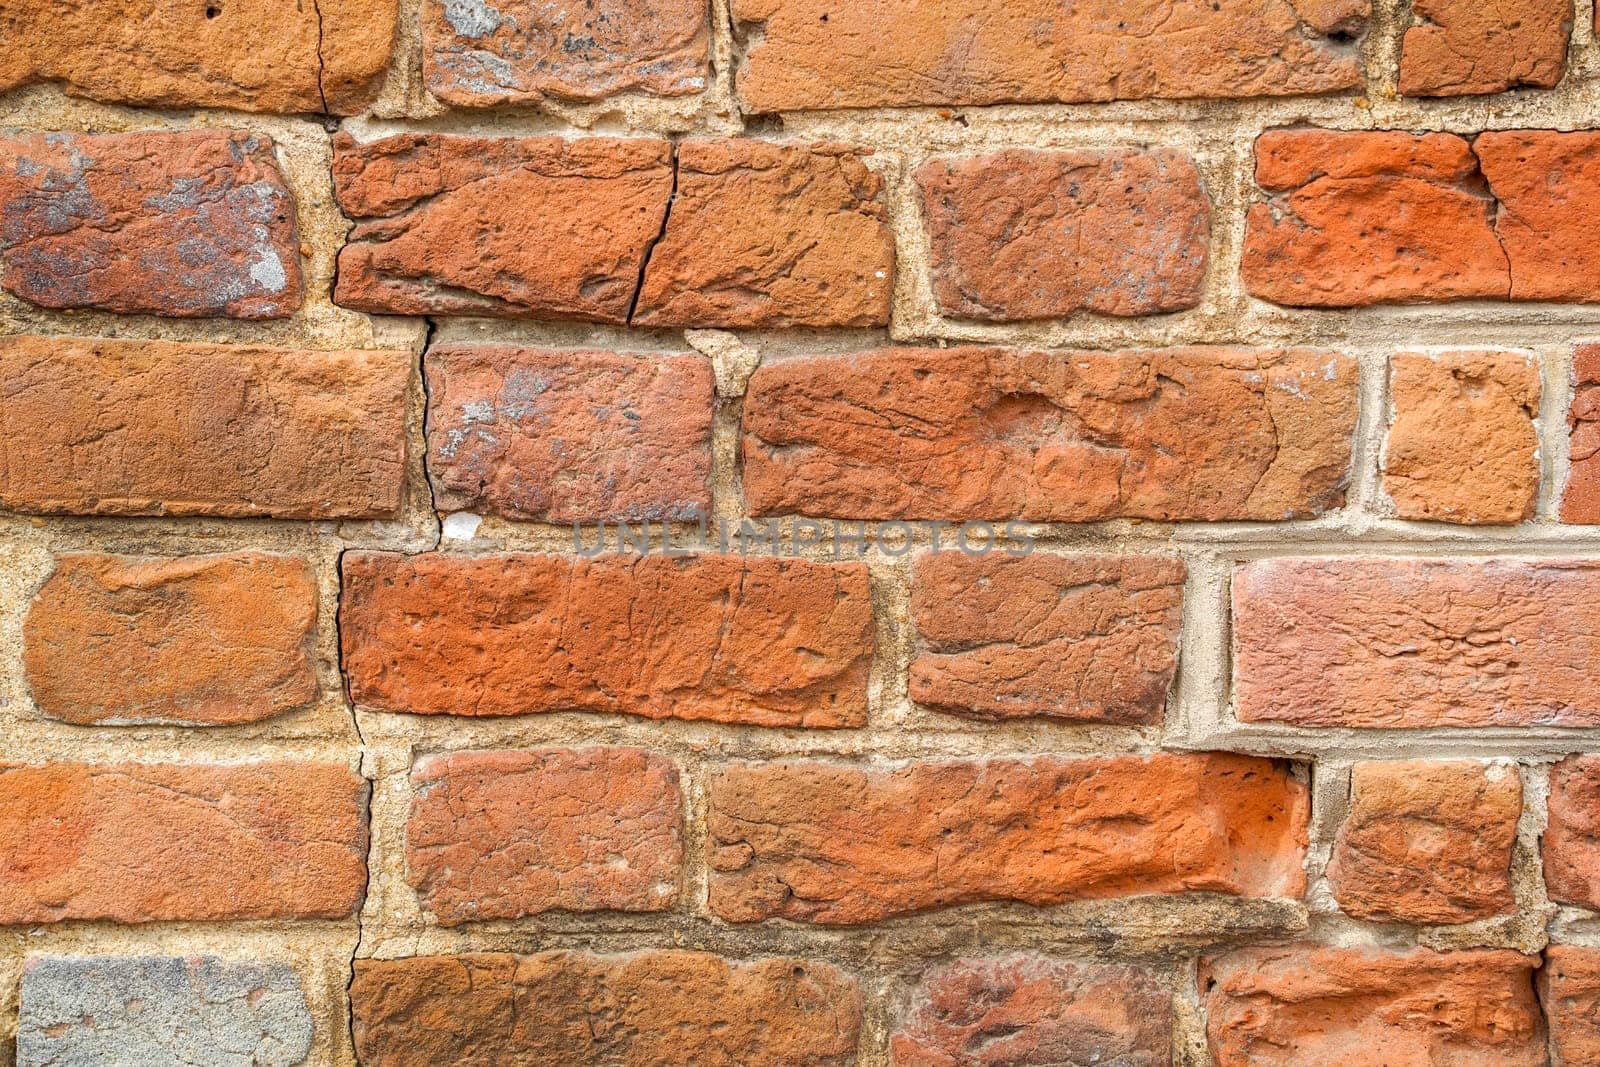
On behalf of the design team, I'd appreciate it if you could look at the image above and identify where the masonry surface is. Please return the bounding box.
[6,0,1600,1064]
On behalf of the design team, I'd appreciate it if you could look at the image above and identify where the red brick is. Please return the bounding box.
[1545,755,1600,910]
[423,0,709,106]
[890,956,1170,1067]
[0,0,396,114]
[22,553,317,727]
[909,553,1184,724]
[1202,946,1544,1066]
[351,951,860,1066]
[0,761,367,923]
[340,553,872,727]
[1234,558,1600,727]
[632,140,893,328]
[730,0,1364,111]
[1326,761,1519,924]
[332,133,672,321]
[915,149,1209,321]
[0,335,408,518]
[1384,350,1540,524]
[0,130,301,319]
[742,347,1356,521]
[1542,946,1600,1066]
[426,345,713,522]
[1476,130,1600,301]
[707,752,1307,924]
[407,748,682,925]
[1400,0,1569,95]
[1565,345,1600,523]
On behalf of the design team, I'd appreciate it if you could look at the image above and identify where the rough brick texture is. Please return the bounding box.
[1384,350,1540,524]
[0,0,397,113]
[915,148,1209,321]
[341,553,873,726]
[1545,755,1600,910]
[350,951,861,1066]
[1327,761,1520,924]
[22,552,317,726]
[1543,946,1600,1067]
[1203,946,1545,1065]
[426,345,713,522]
[406,747,682,924]
[1563,344,1600,522]
[743,347,1357,520]
[1234,558,1600,727]
[1399,0,1570,95]
[0,761,367,923]
[891,956,1171,1066]
[0,129,301,318]
[0,335,409,518]
[707,753,1307,923]
[731,0,1365,110]
[909,553,1184,723]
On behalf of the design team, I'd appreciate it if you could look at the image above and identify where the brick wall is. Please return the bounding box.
[4,0,1600,1064]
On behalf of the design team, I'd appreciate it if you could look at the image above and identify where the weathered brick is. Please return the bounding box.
[632,140,893,328]
[1542,946,1600,1066]
[742,347,1356,521]
[341,553,872,727]
[1566,345,1600,523]
[1399,0,1569,95]
[1545,755,1600,910]
[915,149,1209,321]
[1202,946,1544,1066]
[423,0,709,106]
[0,335,407,518]
[730,0,1364,111]
[1384,351,1540,524]
[909,553,1184,724]
[1234,559,1600,727]
[1326,761,1519,924]
[890,956,1170,1067]
[351,951,860,1066]
[1476,130,1600,301]
[0,761,367,923]
[332,133,672,321]
[0,130,301,319]
[22,552,317,727]
[426,345,713,522]
[407,748,682,925]
[19,956,312,1067]
[707,753,1307,924]
[0,0,396,113]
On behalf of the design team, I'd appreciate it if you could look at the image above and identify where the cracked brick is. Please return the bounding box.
[1400,0,1570,96]
[1563,345,1600,523]
[1545,755,1600,910]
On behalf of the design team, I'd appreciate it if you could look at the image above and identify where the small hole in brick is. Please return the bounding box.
[205,5,220,16]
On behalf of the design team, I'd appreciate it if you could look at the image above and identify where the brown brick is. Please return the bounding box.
[0,130,301,319]
[916,149,1209,321]
[1542,946,1600,1067]
[407,748,682,925]
[22,553,317,727]
[1545,755,1600,909]
[426,345,713,522]
[1202,946,1544,1066]
[1400,0,1569,96]
[0,335,408,518]
[351,951,860,1066]
[332,133,672,321]
[341,553,872,727]
[1476,130,1600,302]
[1326,761,1519,925]
[707,752,1307,924]
[1234,558,1600,727]
[909,553,1184,724]
[891,956,1171,1067]
[633,140,893,328]
[1384,350,1540,524]
[1568,345,1600,522]
[423,0,709,106]
[730,0,1364,111]
[0,0,395,114]
[0,761,367,923]
[742,347,1356,521]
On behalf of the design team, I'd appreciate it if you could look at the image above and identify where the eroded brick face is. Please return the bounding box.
[1565,345,1600,522]
[1543,947,1600,1066]
[1545,755,1600,910]
[1399,0,1570,95]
